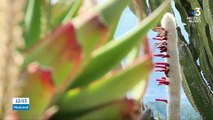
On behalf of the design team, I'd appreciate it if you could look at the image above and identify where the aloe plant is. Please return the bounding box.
[0,0,171,119]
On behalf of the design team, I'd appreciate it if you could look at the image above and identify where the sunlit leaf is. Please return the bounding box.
[53,99,140,120]
[22,23,82,89]
[74,0,130,56]
[24,0,43,49]
[54,56,152,116]
[51,0,83,28]
[17,63,54,119]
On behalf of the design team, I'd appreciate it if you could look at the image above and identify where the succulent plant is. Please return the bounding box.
[0,0,170,119]
[154,13,181,120]
[4,0,213,119]
[131,0,213,119]
[172,0,213,119]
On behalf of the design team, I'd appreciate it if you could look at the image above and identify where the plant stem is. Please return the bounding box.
[161,13,181,120]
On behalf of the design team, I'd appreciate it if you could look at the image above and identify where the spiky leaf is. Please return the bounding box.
[54,56,152,117]
[24,0,43,49]
[22,23,82,89]
[17,63,54,119]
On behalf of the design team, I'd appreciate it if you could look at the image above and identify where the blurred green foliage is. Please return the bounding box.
[12,0,171,119]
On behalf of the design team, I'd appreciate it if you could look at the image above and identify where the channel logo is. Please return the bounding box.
[187,7,201,23]
[12,98,30,110]
[190,8,201,17]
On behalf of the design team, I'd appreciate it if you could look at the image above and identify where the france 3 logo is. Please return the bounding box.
[187,7,201,23]
[12,98,30,110]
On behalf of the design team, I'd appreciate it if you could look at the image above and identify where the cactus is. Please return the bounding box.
[172,0,213,119]
[0,0,170,119]
[131,0,213,119]
[0,0,25,118]
[154,13,181,120]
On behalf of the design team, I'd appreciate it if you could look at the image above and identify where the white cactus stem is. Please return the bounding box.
[0,0,25,119]
[161,13,181,120]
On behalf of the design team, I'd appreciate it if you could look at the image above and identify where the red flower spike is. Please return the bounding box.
[157,33,167,37]
[153,24,170,108]
[156,77,168,81]
[155,62,169,67]
[154,27,168,37]
[154,54,170,58]
[158,46,167,53]
[160,49,167,53]
[155,99,168,103]
[155,68,170,77]
[157,80,169,86]
[161,41,167,46]
[155,65,167,69]
[153,37,167,41]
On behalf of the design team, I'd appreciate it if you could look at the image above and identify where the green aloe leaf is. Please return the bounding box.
[130,77,149,101]
[53,56,152,117]
[17,63,54,119]
[129,0,164,17]
[40,1,54,36]
[22,0,129,90]
[53,99,139,120]
[129,0,147,19]
[24,0,43,49]
[76,99,139,120]
[69,0,170,89]
[74,0,130,57]
[61,0,83,22]
[147,0,164,13]
[52,0,83,28]
[22,23,82,89]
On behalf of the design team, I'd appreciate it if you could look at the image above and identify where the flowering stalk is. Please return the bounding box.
[154,13,181,120]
